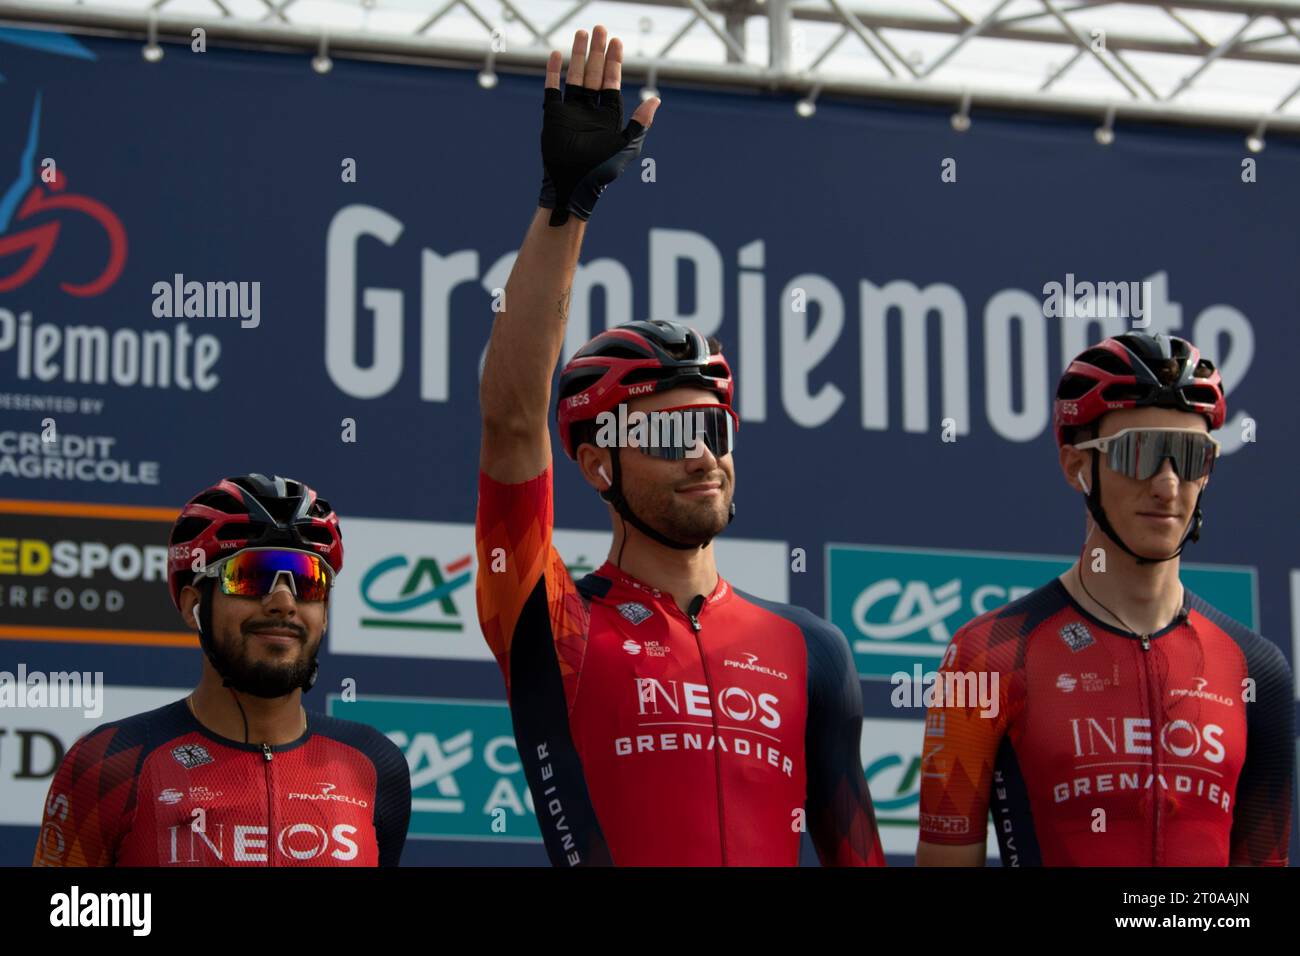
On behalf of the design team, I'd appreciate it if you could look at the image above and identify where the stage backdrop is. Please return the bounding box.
[1,27,1296,866]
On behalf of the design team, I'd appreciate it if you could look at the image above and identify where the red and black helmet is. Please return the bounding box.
[1053,332,1226,447]
[556,320,734,459]
[167,475,343,609]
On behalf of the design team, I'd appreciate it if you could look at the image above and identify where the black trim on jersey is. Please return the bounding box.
[734,588,879,865]
[94,699,193,856]
[1048,577,1189,643]
[575,572,613,602]
[305,712,413,867]
[1185,592,1295,864]
[998,580,1072,635]
[990,737,1042,867]
[509,577,613,866]
[179,699,314,755]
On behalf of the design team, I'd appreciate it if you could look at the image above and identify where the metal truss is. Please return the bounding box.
[2,1,1299,139]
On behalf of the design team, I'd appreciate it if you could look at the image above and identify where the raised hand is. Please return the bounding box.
[539,26,661,226]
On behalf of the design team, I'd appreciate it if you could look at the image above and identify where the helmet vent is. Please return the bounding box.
[217,521,262,542]
[620,367,672,386]
[558,369,604,400]
[170,517,211,545]
[1055,373,1095,401]
[1183,385,1220,405]
[258,496,300,523]
[194,491,244,514]
[1101,383,1149,403]
[1151,358,1182,386]
[1078,348,1130,377]
[299,525,334,546]
[606,345,649,359]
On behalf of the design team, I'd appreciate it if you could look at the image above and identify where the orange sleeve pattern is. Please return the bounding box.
[474,465,586,703]
[917,615,1024,846]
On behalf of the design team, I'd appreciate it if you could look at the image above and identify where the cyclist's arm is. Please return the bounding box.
[915,624,1010,866]
[372,733,413,867]
[480,29,658,484]
[481,32,604,485]
[1229,636,1294,866]
[805,619,885,866]
[479,207,585,483]
[32,726,130,867]
[475,45,593,698]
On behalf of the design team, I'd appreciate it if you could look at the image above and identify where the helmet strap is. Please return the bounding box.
[194,578,234,685]
[600,448,702,551]
[1083,452,1204,566]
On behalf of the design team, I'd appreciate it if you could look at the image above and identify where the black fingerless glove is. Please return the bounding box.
[539,84,648,227]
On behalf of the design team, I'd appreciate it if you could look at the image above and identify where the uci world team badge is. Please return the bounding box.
[171,743,214,769]
[1059,622,1095,653]
[618,602,652,625]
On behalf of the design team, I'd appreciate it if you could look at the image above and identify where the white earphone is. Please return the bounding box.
[597,464,611,489]
[191,604,202,630]
[1076,469,1090,495]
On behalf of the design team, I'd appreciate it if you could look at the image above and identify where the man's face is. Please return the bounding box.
[1070,406,1211,559]
[182,570,328,698]
[608,387,736,547]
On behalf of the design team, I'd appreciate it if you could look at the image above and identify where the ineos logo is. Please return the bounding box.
[1069,717,1226,764]
[635,678,780,729]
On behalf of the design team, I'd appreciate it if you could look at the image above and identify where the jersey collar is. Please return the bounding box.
[178,697,313,754]
[592,561,733,612]
[1051,577,1190,642]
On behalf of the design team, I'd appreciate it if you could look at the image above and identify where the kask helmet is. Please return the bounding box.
[1053,332,1225,447]
[556,320,734,459]
[167,474,343,609]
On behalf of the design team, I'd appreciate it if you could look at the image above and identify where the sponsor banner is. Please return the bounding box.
[0,500,192,646]
[827,544,1257,680]
[861,715,1000,859]
[330,517,787,659]
[0,684,187,826]
[327,694,541,843]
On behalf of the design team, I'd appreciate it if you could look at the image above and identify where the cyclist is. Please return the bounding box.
[916,332,1293,866]
[475,24,884,866]
[32,474,411,866]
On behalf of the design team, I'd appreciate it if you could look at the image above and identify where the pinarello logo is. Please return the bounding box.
[0,93,127,297]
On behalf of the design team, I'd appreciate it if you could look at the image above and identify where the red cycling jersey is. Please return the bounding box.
[32,699,411,867]
[918,578,1294,865]
[475,464,884,866]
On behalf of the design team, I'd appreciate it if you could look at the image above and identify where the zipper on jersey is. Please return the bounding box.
[262,743,275,868]
[685,593,728,866]
[1138,636,1160,865]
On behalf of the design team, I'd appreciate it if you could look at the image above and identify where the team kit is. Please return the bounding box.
[30,25,1293,868]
